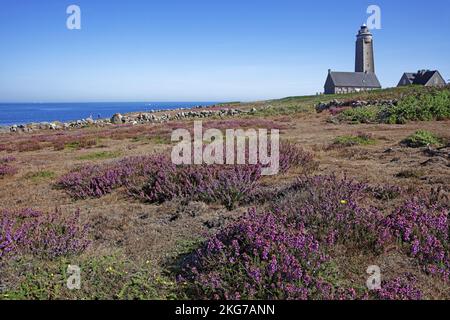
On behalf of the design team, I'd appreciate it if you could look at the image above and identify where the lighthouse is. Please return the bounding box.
[324,25,381,94]
[355,24,375,73]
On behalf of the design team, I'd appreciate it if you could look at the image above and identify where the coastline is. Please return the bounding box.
[1,102,256,134]
[0,102,221,127]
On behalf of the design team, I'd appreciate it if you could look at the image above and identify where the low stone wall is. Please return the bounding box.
[5,107,257,134]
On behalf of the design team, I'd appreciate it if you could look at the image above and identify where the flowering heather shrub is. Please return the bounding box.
[131,163,262,210]
[178,207,429,300]
[0,130,102,153]
[175,174,447,300]
[373,274,422,300]
[198,165,262,209]
[57,155,168,199]
[0,208,37,258]
[0,156,16,163]
[0,208,90,259]
[52,135,97,151]
[57,164,125,199]
[0,112,290,152]
[369,184,403,201]
[278,142,317,174]
[178,208,407,300]
[128,142,313,208]
[0,156,18,178]
[275,175,384,249]
[57,154,195,200]
[29,209,90,259]
[380,199,449,280]
[59,140,314,207]
[0,164,18,178]
[16,141,43,152]
[0,134,50,152]
[179,208,333,300]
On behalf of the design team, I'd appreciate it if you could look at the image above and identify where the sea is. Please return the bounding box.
[0,102,218,126]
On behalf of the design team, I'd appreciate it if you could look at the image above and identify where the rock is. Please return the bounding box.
[204,216,226,229]
[111,113,123,124]
[49,122,62,130]
[122,116,131,123]
[39,122,50,130]
[50,121,63,130]
[0,126,10,133]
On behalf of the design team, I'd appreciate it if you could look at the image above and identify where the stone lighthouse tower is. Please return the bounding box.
[355,24,375,73]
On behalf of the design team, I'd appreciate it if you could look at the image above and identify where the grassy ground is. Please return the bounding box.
[0,86,449,300]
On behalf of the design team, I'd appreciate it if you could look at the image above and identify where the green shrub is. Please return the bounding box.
[0,255,176,300]
[253,103,314,117]
[334,88,450,124]
[131,135,171,145]
[64,138,98,150]
[77,151,121,161]
[385,90,450,124]
[333,133,376,147]
[401,130,442,148]
[337,106,381,124]
[395,169,425,179]
[25,170,56,181]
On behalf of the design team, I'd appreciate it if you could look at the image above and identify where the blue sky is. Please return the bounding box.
[0,0,449,102]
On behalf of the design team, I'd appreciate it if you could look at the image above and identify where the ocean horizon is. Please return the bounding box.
[0,101,219,126]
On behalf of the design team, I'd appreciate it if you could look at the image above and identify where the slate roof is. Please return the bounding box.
[410,70,440,85]
[403,73,416,83]
[328,72,381,88]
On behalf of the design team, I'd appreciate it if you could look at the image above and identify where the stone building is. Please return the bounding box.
[324,25,381,94]
[324,70,381,94]
[397,70,446,87]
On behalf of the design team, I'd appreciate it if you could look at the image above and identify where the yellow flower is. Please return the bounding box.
[340,200,348,205]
